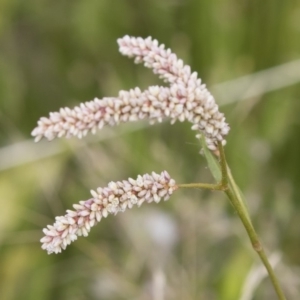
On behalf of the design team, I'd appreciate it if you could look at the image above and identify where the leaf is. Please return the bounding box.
[200,135,221,182]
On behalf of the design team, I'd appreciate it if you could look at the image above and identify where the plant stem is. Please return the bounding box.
[218,142,228,188]
[226,163,251,222]
[177,142,286,299]
[217,143,286,300]
[225,187,286,300]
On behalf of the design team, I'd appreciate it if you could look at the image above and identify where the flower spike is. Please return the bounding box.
[41,171,177,254]
[32,36,229,150]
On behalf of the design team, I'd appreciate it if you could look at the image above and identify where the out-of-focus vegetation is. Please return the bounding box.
[1,0,300,299]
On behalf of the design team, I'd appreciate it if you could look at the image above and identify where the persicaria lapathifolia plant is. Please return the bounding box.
[32,36,286,300]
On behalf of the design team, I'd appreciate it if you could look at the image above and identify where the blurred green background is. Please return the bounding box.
[1,0,300,299]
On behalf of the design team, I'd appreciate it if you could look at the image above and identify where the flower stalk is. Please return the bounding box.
[179,142,286,300]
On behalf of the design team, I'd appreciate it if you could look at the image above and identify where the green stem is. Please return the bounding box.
[225,187,286,300]
[177,142,286,299]
[217,143,286,300]
[218,142,228,188]
[226,164,251,222]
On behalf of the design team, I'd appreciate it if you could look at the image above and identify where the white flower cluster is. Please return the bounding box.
[41,171,177,254]
[32,35,229,150]
[118,35,230,149]
[118,35,199,86]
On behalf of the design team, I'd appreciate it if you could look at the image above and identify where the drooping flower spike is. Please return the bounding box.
[32,36,229,150]
[41,171,177,254]
[118,35,203,86]
[118,36,230,149]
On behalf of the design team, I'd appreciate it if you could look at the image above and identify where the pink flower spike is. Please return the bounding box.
[41,171,177,254]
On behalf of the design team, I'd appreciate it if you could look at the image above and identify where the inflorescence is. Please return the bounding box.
[32,35,229,151]
[35,36,229,254]
[41,171,176,254]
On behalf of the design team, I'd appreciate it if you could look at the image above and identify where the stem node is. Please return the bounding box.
[253,241,263,252]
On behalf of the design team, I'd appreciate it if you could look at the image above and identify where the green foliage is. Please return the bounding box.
[200,135,221,182]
